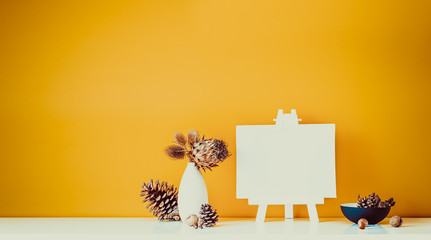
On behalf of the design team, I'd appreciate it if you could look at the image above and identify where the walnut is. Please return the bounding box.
[390,216,403,227]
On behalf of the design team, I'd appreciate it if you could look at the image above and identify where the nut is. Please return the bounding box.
[390,216,403,227]
[185,214,199,228]
[358,218,368,229]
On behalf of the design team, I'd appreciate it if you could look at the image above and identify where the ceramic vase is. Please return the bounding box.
[178,162,208,223]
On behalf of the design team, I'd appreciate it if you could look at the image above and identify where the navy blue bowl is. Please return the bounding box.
[340,203,391,224]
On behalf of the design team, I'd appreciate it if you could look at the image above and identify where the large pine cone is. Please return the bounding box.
[190,138,229,171]
[199,203,219,228]
[140,179,180,221]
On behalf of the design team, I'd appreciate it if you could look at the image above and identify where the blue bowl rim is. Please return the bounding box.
[340,203,358,208]
[340,203,391,209]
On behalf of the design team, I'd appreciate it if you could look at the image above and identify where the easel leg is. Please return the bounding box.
[256,205,267,223]
[285,204,293,220]
[307,204,319,222]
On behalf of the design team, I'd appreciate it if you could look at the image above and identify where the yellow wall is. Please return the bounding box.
[1,0,431,217]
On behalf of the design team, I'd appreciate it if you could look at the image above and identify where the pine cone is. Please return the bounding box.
[140,179,180,221]
[357,193,395,208]
[387,198,396,207]
[190,138,229,171]
[357,195,368,208]
[378,198,396,208]
[366,193,381,208]
[199,203,219,228]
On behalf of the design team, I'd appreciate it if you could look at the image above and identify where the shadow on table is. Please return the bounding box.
[345,224,387,234]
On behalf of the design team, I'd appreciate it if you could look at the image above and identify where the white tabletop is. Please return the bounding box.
[0,217,430,240]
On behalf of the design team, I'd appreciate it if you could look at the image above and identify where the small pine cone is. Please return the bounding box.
[378,201,386,208]
[357,195,368,208]
[199,203,219,227]
[365,193,381,208]
[378,198,396,208]
[358,193,395,208]
[198,218,204,229]
[387,197,395,207]
[140,179,180,221]
[190,138,229,171]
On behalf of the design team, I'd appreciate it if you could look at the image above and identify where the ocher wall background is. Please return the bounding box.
[1,0,430,217]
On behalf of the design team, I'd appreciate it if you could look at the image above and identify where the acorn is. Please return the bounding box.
[185,214,199,229]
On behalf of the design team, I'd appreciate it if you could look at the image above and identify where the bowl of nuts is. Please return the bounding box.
[340,193,395,225]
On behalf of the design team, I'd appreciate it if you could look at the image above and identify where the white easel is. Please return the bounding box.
[236,109,336,223]
[257,110,317,223]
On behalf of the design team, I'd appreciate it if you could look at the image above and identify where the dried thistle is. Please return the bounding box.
[165,145,186,159]
[187,129,199,145]
[190,138,229,171]
[166,130,230,171]
[174,132,187,146]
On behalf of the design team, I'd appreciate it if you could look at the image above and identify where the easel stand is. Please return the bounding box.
[256,203,319,223]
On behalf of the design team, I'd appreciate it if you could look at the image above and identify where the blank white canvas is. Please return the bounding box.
[236,124,336,205]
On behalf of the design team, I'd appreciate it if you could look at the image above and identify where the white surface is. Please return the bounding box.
[236,109,336,222]
[0,218,430,240]
[178,162,208,223]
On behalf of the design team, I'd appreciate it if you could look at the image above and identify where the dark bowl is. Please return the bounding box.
[340,203,391,224]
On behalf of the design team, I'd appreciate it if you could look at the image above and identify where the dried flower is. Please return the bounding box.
[165,130,230,171]
[165,145,186,159]
[187,129,199,145]
[174,132,187,146]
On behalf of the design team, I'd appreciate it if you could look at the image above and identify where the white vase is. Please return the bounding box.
[178,162,208,223]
